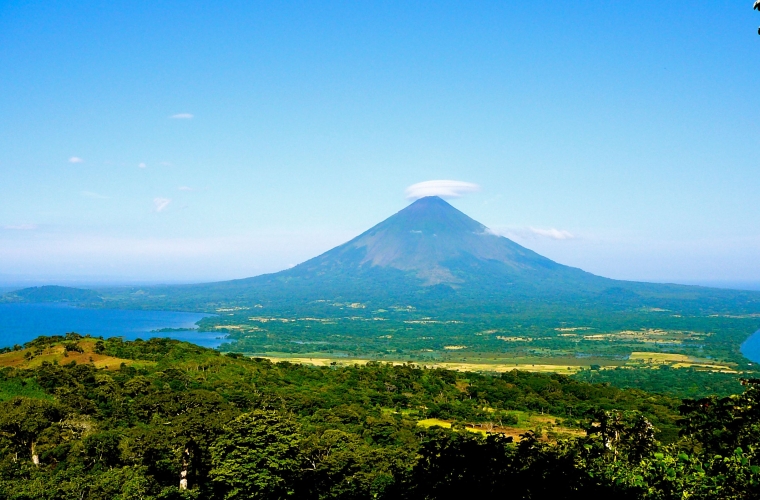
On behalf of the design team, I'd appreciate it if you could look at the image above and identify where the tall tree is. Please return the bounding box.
[210,410,302,500]
[132,389,235,491]
[0,397,61,466]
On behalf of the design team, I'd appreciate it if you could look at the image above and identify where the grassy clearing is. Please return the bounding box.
[428,362,582,374]
[417,418,485,435]
[417,411,585,442]
[0,338,156,371]
[258,348,739,375]
[0,377,51,402]
[628,352,691,363]
[259,355,587,374]
[626,351,736,372]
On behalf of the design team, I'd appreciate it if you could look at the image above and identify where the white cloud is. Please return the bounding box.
[138,162,147,169]
[3,224,37,230]
[153,197,171,212]
[178,186,194,191]
[170,113,194,119]
[488,226,575,240]
[527,227,575,240]
[80,191,108,200]
[405,180,481,200]
[68,157,83,163]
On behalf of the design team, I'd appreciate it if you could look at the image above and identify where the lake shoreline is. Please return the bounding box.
[740,329,760,364]
[0,303,224,348]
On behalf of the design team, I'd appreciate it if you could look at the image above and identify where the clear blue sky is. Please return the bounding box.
[1,1,759,287]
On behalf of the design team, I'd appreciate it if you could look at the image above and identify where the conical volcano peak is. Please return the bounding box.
[400,195,469,214]
[369,196,486,238]
[291,195,572,286]
[406,195,454,208]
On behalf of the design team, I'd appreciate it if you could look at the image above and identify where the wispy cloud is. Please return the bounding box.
[405,180,481,200]
[81,191,109,200]
[138,162,147,169]
[68,157,83,163]
[170,113,193,119]
[488,226,576,240]
[160,161,173,166]
[3,224,37,230]
[527,227,575,240]
[153,198,171,212]
[178,186,194,191]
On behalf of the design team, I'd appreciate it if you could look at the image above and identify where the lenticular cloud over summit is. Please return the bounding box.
[405,180,480,200]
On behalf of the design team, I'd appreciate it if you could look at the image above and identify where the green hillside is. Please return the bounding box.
[0,285,103,304]
[2,335,760,499]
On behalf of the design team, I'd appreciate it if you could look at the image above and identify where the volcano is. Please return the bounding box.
[8,196,760,316]
[198,196,615,310]
[287,196,598,287]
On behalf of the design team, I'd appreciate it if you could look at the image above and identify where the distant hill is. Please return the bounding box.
[0,285,102,304]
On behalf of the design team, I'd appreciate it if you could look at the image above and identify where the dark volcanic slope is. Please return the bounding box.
[289,196,602,288]
[194,196,619,311]
[157,197,759,313]
[94,196,611,311]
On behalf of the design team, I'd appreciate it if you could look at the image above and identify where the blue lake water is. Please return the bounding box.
[0,303,224,348]
[740,329,760,364]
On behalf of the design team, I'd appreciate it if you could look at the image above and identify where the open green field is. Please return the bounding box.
[259,354,589,374]
[252,346,750,399]
[417,411,585,442]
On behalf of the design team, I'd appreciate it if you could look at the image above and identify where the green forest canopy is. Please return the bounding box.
[2,335,760,499]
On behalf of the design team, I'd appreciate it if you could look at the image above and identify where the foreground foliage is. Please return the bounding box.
[1,335,760,499]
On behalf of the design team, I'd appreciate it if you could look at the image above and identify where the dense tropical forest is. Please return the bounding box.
[2,334,760,499]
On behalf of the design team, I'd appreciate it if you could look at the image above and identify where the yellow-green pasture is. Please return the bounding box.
[417,411,585,442]
[259,355,594,374]
[626,351,737,372]
[0,338,156,371]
